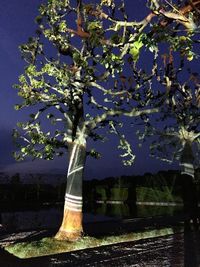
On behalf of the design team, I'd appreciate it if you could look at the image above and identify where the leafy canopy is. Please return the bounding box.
[14,0,200,165]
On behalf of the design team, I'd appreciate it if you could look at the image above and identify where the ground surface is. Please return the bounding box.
[0,216,200,266]
[0,231,200,267]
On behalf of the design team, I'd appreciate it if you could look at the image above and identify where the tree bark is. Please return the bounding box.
[180,141,198,227]
[180,141,195,178]
[55,139,86,241]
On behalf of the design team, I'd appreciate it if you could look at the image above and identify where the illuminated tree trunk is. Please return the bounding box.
[55,137,86,241]
[180,141,195,179]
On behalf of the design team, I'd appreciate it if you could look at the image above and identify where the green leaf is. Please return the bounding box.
[21,148,26,153]
[129,40,143,62]
[87,21,102,31]
[59,20,67,32]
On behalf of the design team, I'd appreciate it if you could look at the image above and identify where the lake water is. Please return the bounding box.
[0,203,183,232]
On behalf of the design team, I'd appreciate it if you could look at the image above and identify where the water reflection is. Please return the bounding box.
[1,208,62,231]
[1,210,113,232]
[0,203,183,231]
[88,202,182,220]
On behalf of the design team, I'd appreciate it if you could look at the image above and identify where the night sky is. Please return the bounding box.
[0,0,181,180]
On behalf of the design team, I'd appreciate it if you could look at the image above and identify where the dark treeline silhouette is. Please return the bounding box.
[0,169,199,207]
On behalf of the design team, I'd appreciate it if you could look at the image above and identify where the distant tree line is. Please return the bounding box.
[0,169,199,206]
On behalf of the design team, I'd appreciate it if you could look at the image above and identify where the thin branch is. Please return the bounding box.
[90,96,109,111]
[108,12,156,31]
[150,0,160,10]
[86,107,159,130]
[88,81,128,96]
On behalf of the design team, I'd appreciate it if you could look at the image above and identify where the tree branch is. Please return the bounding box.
[86,107,159,130]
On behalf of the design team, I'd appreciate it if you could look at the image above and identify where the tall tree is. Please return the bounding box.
[134,0,200,170]
[137,52,200,223]
[133,0,200,222]
[13,0,156,241]
[138,57,200,175]
[14,0,199,240]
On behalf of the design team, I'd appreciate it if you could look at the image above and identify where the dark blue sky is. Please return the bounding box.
[0,0,180,179]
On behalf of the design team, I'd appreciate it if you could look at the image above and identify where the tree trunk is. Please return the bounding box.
[55,139,86,241]
[180,141,195,178]
[180,141,198,226]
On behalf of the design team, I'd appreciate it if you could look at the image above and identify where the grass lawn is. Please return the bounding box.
[5,227,181,259]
